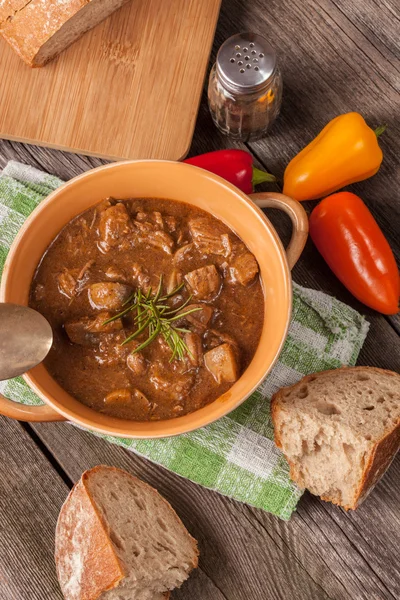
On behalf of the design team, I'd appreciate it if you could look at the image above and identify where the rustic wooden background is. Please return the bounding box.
[0,0,399,599]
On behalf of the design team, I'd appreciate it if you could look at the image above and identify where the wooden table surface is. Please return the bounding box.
[0,1,399,598]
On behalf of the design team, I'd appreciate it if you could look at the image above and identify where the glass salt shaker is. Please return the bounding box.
[208,33,283,142]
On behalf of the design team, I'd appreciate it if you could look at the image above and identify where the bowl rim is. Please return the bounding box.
[0,159,292,438]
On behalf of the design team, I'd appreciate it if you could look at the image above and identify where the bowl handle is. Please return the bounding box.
[0,392,66,422]
[250,192,309,270]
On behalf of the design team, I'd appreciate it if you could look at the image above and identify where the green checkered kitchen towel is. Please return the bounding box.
[0,161,370,520]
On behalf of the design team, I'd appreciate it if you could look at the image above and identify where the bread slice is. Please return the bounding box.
[55,466,198,600]
[0,0,131,67]
[271,367,400,510]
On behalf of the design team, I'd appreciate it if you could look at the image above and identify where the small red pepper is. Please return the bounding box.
[310,192,399,314]
[184,150,275,194]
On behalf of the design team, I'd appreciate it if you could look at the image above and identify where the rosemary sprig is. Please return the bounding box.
[103,276,201,361]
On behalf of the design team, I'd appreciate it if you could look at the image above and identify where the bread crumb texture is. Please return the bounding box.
[272,367,400,509]
[55,466,198,600]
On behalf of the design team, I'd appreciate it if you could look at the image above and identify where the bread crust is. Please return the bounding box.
[0,0,90,67]
[351,422,400,509]
[55,465,199,600]
[271,366,400,510]
[55,476,124,600]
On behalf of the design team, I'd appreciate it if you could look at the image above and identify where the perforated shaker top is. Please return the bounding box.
[216,33,277,94]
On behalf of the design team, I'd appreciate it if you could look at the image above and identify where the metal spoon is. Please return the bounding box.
[0,303,53,381]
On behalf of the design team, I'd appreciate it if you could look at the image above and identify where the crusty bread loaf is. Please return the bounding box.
[0,0,131,67]
[55,466,198,600]
[271,367,400,510]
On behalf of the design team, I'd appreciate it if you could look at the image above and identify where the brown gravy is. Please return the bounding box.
[29,198,264,421]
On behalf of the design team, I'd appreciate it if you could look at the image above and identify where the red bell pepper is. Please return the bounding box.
[184,149,275,194]
[309,192,399,314]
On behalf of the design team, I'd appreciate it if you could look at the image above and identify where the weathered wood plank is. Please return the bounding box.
[294,454,400,600]
[331,0,400,67]
[0,418,65,599]
[1,48,399,600]
[0,0,399,599]
[174,568,229,600]
[0,417,229,600]
[298,458,400,600]
[32,420,400,599]
[0,139,106,180]
[388,313,400,336]
[31,421,336,600]
[243,0,400,259]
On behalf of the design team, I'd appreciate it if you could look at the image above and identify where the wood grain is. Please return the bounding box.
[0,0,221,161]
[242,0,400,260]
[0,0,399,598]
[31,421,333,600]
[31,420,400,600]
[192,0,400,336]
[0,419,66,599]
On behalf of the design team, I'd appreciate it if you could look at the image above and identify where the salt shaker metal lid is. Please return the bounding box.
[216,33,277,94]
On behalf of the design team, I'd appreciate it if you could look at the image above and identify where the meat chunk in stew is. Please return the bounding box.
[205,329,238,351]
[184,332,203,367]
[184,265,221,300]
[189,217,232,257]
[98,203,131,253]
[166,269,183,294]
[229,251,259,286]
[138,230,174,254]
[126,351,147,376]
[57,261,94,299]
[131,264,160,295]
[204,343,239,384]
[178,303,214,333]
[88,282,132,310]
[135,211,160,229]
[135,210,167,231]
[57,269,78,299]
[164,215,177,233]
[64,312,123,346]
[104,388,132,405]
[105,266,127,282]
[104,388,151,416]
[149,363,195,403]
[173,243,195,264]
[133,211,175,253]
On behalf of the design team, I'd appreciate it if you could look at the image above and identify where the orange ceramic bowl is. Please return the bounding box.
[0,161,307,437]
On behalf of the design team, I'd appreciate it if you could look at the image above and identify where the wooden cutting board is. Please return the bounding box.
[0,0,221,161]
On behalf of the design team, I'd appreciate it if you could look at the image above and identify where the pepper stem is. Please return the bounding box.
[252,166,276,187]
[374,124,387,137]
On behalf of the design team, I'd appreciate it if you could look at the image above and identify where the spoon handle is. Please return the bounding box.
[0,393,66,422]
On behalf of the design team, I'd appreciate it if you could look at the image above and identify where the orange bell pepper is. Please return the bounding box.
[309,192,399,315]
[283,113,384,201]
